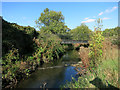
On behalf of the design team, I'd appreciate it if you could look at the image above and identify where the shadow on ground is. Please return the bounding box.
[89,77,119,90]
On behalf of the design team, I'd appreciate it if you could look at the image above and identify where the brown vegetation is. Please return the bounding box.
[78,37,118,68]
[73,43,80,48]
[102,38,118,61]
[79,46,90,68]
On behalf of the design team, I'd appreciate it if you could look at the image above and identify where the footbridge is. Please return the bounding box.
[61,39,89,44]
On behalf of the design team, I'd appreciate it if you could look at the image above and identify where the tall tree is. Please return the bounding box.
[35,8,68,34]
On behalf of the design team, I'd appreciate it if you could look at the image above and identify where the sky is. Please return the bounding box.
[2,2,118,31]
[1,0,119,2]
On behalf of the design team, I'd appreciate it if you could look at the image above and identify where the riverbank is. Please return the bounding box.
[15,50,81,88]
[2,50,67,89]
[63,38,119,88]
[64,57,118,88]
[2,18,68,89]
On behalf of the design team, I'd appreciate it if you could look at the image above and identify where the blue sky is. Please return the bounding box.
[2,2,118,31]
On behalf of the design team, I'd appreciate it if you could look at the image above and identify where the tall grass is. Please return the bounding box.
[63,38,119,88]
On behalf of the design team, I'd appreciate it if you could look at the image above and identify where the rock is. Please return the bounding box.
[71,63,79,67]
[64,64,68,67]
[78,61,82,64]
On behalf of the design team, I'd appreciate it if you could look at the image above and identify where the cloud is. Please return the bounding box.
[81,6,115,24]
[98,12,103,16]
[102,17,111,20]
[84,17,89,20]
[98,6,117,16]
[81,19,95,23]
[81,17,110,24]
[105,6,117,13]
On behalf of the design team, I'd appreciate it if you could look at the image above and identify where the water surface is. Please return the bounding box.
[17,50,80,88]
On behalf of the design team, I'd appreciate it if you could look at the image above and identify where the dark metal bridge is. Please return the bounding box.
[61,39,88,44]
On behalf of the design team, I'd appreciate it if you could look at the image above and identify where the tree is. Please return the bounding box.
[2,18,37,56]
[35,8,68,34]
[70,23,92,40]
[103,27,120,37]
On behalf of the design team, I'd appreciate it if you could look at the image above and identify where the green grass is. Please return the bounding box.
[63,57,118,88]
[96,58,118,87]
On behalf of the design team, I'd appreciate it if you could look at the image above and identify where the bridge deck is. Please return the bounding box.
[61,40,88,44]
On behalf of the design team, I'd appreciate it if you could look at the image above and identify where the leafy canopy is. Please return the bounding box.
[36,8,69,34]
[70,23,92,40]
[102,26,119,37]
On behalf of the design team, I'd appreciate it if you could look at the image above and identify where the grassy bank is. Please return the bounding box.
[63,38,119,89]
[64,58,118,88]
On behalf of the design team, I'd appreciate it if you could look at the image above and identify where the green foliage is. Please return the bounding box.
[63,58,118,88]
[34,32,65,62]
[2,18,39,88]
[2,18,38,56]
[2,48,32,81]
[102,27,119,37]
[102,26,120,45]
[89,18,104,68]
[70,23,92,40]
[12,24,38,38]
[63,77,90,88]
[35,8,69,34]
[112,39,120,45]
[57,32,72,40]
[2,17,67,88]
[2,48,20,82]
[2,48,38,88]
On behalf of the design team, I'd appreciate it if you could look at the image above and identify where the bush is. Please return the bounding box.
[33,31,65,63]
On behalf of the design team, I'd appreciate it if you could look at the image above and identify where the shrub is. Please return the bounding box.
[33,32,65,63]
[89,18,104,68]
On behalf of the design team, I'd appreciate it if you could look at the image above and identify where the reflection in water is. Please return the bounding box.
[16,50,80,88]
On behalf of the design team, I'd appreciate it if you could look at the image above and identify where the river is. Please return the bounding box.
[16,50,81,88]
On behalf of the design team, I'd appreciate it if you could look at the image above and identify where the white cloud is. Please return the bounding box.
[84,17,89,20]
[98,6,118,16]
[82,6,115,24]
[105,6,117,13]
[98,12,103,16]
[81,19,95,23]
[81,17,110,24]
[102,17,111,20]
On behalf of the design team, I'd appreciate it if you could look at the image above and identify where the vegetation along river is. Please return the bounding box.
[16,50,81,88]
